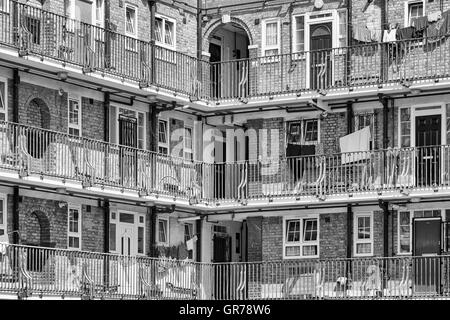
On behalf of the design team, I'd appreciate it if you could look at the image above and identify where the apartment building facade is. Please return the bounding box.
[0,0,450,299]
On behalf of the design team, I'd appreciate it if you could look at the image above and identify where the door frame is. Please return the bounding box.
[412,216,442,256]
[110,209,146,256]
[302,10,340,89]
[209,37,223,98]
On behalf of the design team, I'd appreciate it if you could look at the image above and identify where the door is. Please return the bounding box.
[209,42,222,99]
[413,218,441,293]
[117,212,137,256]
[213,234,231,299]
[310,23,332,90]
[118,115,138,187]
[415,115,441,186]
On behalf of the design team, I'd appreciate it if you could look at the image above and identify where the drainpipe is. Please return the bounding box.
[196,216,202,262]
[196,0,203,97]
[346,204,352,281]
[149,0,156,84]
[346,101,353,134]
[346,0,352,87]
[104,92,110,142]
[12,69,19,245]
[150,206,157,257]
[103,200,110,287]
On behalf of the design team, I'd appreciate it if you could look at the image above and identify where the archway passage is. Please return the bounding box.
[26,98,51,158]
[24,210,53,272]
[208,23,250,99]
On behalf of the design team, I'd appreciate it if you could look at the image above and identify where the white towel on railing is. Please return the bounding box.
[0,233,8,255]
[339,126,371,164]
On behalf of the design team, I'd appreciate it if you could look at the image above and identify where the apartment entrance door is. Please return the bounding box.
[209,42,222,99]
[118,114,138,187]
[413,217,441,294]
[310,23,332,90]
[117,212,137,256]
[415,115,441,186]
[213,233,231,299]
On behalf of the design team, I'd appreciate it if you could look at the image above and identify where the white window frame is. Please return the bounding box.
[158,119,169,155]
[67,204,82,250]
[184,125,193,160]
[68,96,82,137]
[0,193,7,237]
[137,213,145,255]
[261,18,281,60]
[95,0,104,28]
[292,14,305,55]
[404,0,426,27]
[116,105,146,150]
[125,3,138,38]
[0,0,10,13]
[184,222,194,243]
[286,118,320,146]
[283,216,319,259]
[0,77,7,122]
[155,13,176,50]
[353,212,373,257]
[156,216,169,245]
[109,210,117,253]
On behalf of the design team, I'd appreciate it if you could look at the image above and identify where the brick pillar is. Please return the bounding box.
[248,45,258,97]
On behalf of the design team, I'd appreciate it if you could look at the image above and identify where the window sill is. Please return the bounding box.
[282,255,320,260]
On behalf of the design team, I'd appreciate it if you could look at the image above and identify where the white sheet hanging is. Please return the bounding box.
[340,126,371,164]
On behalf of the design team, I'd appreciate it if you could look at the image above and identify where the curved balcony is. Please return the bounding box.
[1,1,450,109]
[1,121,450,209]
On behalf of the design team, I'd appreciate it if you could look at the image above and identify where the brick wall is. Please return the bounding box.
[246,216,262,262]
[81,97,104,141]
[320,212,348,259]
[81,204,104,252]
[261,216,282,261]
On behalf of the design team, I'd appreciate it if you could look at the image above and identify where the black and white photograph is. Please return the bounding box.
[0,0,448,312]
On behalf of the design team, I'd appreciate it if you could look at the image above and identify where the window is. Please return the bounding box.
[184,126,193,160]
[399,108,411,147]
[125,4,137,37]
[0,0,9,13]
[118,107,145,149]
[68,205,82,250]
[125,4,137,50]
[283,217,319,259]
[0,194,6,238]
[155,15,176,50]
[407,1,424,27]
[262,19,280,58]
[137,214,145,255]
[0,79,7,122]
[338,9,348,48]
[184,223,193,243]
[157,217,169,245]
[354,112,376,150]
[398,210,442,254]
[158,119,169,155]
[287,119,320,145]
[95,0,104,28]
[293,15,305,54]
[354,213,373,256]
[68,97,81,136]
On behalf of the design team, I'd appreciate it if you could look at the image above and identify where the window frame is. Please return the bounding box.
[405,0,425,27]
[116,105,146,150]
[156,216,169,246]
[283,216,320,259]
[137,213,145,255]
[67,204,82,250]
[184,125,193,160]
[125,3,138,38]
[292,14,306,57]
[158,119,169,155]
[0,77,7,122]
[155,13,177,50]
[261,18,281,60]
[0,0,9,14]
[0,193,7,238]
[286,118,320,146]
[68,96,82,137]
[184,222,194,243]
[95,0,104,28]
[353,212,374,257]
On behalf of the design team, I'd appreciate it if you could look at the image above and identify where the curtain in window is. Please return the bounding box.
[155,18,163,42]
[265,22,278,46]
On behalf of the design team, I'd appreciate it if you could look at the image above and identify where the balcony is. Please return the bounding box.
[1,242,450,300]
[1,121,450,209]
[1,1,450,109]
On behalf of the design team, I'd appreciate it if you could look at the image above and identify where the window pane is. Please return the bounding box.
[0,81,5,111]
[137,226,144,254]
[155,18,163,42]
[184,223,193,243]
[400,211,410,225]
[303,245,317,256]
[356,243,371,254]
[159,120,167,143]
[285,246,301,257]
[0,199,3,225]
[286,220,300,242]
[165,20,174,45]
[265,22,278,46]
[126,7,135,34]
[185,127,193,149]
[303,219,317,242]
[159,220,167,243]
[119,213,134,224]
[109,223,116,251]
[295,16,304,52]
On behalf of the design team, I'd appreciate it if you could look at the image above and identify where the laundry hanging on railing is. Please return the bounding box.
[353,25,373,43]
[339,126,371,164]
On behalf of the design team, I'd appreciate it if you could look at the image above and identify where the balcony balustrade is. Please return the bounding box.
[1,1,450,104]
[0,121,449,206]
[0,242,450,299]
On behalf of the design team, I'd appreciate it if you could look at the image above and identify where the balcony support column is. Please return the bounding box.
[12,69,19,245]
[196,216,202,262]
[104,0,111,69]
[346,204,352,281]
[103,200,110,289]
[149,206,157,257]
[346,101,353,134]
[149,0,156,85]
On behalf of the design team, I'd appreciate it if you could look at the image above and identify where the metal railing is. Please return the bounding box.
[0,242,449,299]
[1,1,450,102]
[1,121,450,205]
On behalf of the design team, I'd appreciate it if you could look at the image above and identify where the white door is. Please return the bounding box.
[117,212,137,256]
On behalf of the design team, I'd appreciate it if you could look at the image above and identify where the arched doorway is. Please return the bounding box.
[208,22,250,99]
[26,98,51,158]
[24,210,53,271]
